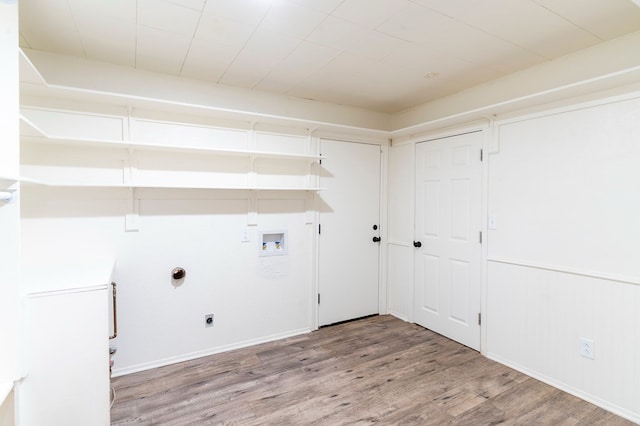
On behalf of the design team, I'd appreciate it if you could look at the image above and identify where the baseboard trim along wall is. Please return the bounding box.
[486,353,640,425]
[112,327,312,378]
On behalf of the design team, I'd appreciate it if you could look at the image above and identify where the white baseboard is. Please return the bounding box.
[486,352,640,425]
[388,311,410,323]
[112,327,312,378]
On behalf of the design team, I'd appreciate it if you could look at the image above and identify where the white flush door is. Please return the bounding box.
[319,139,381,326]
[414,132,482,350]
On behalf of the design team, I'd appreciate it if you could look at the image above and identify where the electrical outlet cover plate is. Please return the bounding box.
[579,337,595,359]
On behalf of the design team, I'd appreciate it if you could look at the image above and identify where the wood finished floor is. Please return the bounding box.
[111,315,634,425]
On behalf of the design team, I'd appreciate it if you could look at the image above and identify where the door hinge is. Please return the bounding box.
[318,224,321,235]
[480,149,484,161]
[317,294,320,304]
[478,313,482,325]
[479,231,482,244]
[319,155,322,165]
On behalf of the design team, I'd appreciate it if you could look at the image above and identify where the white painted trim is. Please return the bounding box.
[495,88,640,127]
[111,327,312,377]
[488,257,640,286]
[392,120,489,146]
[391,64,640,136]
[388,311,411,323]
[21,49,391,138]
[479,123,491,357]
[379,141,389,316]
[486,352,640,425]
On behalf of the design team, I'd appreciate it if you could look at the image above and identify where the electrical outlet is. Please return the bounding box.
[205,314,214,328]
[579,337,595,359]
[241,227,250,242]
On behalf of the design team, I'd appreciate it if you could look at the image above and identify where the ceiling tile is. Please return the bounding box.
[332,0,413,29]
[438,0,601,58]
[68,0,137,23]
[19,0,85,56]
[202,0,272,26]
[167,0,207,11]
[17,0,640,114]
[136,26,192,75]
[259,1,328,39]
[218,28,301,88]
[288,0,346,14]
[346,30,409,61]
[255,41,341,92]
[378,2,546,73]
[137,0,201,37]
[195,13,255,49]
[181,39,239,82]
[19,33,31,49]
[76,18,136,67]
[534,0,640,40]
[306,16,367,50]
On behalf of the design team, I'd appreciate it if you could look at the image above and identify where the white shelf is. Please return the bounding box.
[0,175,19,186]
[20,108,324,193]
[20,178,324,192]
[20,116,323,163]
[22,135,323,162]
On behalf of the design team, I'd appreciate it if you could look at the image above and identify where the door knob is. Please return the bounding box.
[413,241,422,248]
[372,236,381,243]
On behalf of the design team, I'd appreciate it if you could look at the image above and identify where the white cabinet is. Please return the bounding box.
[19,263,112,426]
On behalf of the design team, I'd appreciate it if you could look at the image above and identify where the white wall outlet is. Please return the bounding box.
[241,227,250,242]
[488,215,497,230]
[579,337,595,359]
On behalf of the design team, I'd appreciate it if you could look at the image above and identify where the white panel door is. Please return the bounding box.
[414,132,482,350]
[319,140,381,326]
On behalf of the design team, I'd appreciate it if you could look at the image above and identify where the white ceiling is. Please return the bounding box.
[18,0,640,114]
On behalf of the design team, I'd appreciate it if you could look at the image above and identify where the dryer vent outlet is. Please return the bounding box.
[205,314,214,328]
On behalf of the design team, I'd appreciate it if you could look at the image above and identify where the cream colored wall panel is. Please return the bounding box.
[255,132,308,155]
[487,261,640,422]
[489,96,640,281]
[132,152,249,189]
[21,108,125,141]
[132,119,248,150]
[21,144,128,186]
[254,160,309,189]
[387,244,412,320]
[387,143,412,245]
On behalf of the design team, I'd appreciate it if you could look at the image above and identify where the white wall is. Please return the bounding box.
[486,94,640,421]
[0,2,20,424]
[387,91,640,422]
[22,188,314,374]
[386,142,413,321]
[19,102,322,374]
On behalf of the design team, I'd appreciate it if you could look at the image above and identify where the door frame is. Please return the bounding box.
[312,137,389,330]
[399,122,490,354]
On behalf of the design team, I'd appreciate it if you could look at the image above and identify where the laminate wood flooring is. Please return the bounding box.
[111,315,634,425]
